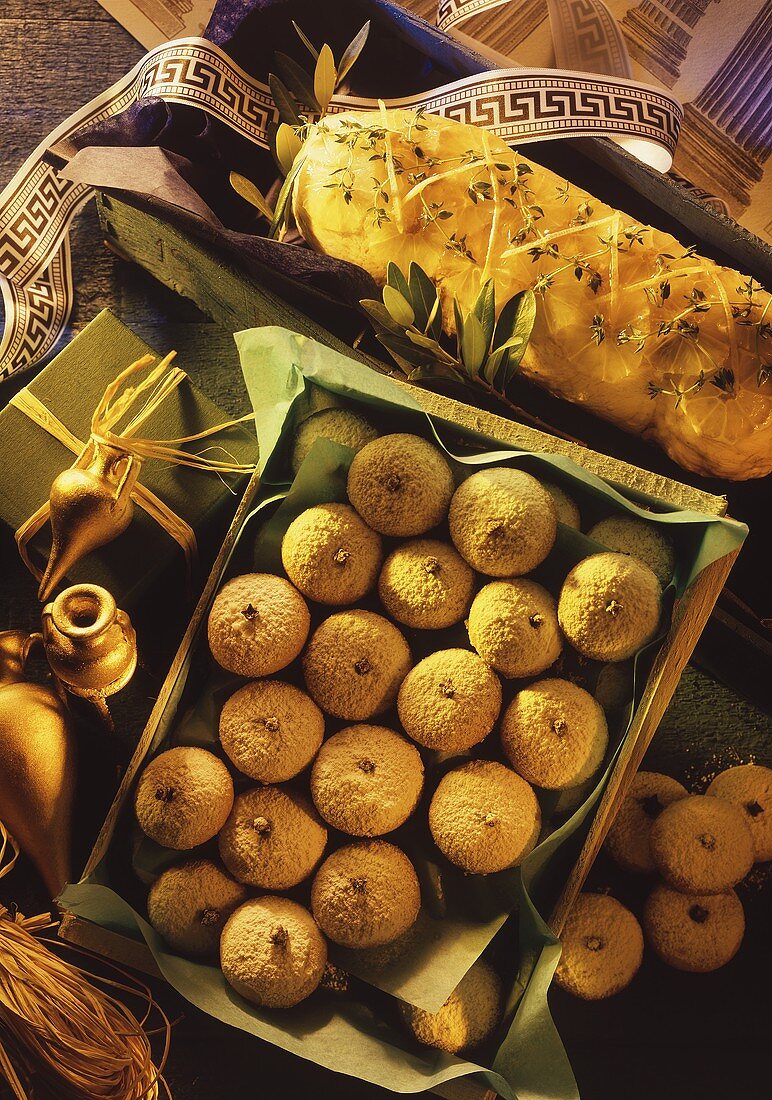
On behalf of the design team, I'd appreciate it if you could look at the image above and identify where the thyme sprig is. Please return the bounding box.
[647,371,705,408]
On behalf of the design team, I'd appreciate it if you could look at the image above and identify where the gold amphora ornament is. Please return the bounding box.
[41,584,137,700]
[0,630,76,897]
[38,438,140,602]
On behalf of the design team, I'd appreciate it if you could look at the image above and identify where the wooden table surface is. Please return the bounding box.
[1,3,770,1099]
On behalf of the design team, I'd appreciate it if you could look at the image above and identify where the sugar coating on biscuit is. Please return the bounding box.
[311,840,421,948]
[542,481,581,530]
[219,679,324,783]
[135,746,234,850]
[291,407,378,473]
[397,649,502,752]
[558,552,662,663]
[467,579,562,679]
[501,678,608,790]
[707,764,772,863]
[402,960,502,1053]
[588,516,675,588]
[281,503,383,605]
[311,724,424,835]
[208,573,310,677]
[378,539,474,630]
[428,760,541,874]
[347,434,454,537]
[555,893,643,999]
[147,858,247,956]
[220,896,327,1007]
[643,884,745,973]
[218,786,327,889]
[449,467,557,576]
[594,662,634,715]
[605,771,688,873]
[303,609,411,720]
[650,794,754,894]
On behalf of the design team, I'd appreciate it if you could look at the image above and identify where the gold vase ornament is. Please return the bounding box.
[41,584,137,700]
[38,438,140,602]
[0,630,76,897]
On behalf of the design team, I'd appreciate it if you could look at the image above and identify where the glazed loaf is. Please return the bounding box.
[293,110,772,480]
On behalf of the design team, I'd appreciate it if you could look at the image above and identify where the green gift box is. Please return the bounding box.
[0,310,258,612]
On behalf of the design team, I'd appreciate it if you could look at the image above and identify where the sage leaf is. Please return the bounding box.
[229,172,274,221]
[268,74,302,126]
[314,44,337,112]
[292,21,319,60]
[275,123,303,177]
[383,285,415,328]
[275,51,320,112]
[337,22,370,86]
[460,312,487,378]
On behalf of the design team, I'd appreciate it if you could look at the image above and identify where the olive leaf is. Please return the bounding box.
[453,298,465,352]
[268,74,302,126]
[275,123,303,177]
[460,312,487,378]
[360,299,403,334]
[387,262,412,306]
[292,20,319,60]
[408,262,441,339]
[274,51,321,112]
[268,153,306,238]
[406,329,447,355]
[383,284,415,328]
[376,332,432,371]
[229,172,274,222]
[488,289,536,389]
[360,264,538,412]
[425,295,441,339]
[472,279,496,350]
[337,22,370,87]
[314,44,337,113]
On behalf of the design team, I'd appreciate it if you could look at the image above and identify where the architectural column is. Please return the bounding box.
[676,1,772,210]
[621,0,715,87]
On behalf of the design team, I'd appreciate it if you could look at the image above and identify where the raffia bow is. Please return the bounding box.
[12,352,256,600]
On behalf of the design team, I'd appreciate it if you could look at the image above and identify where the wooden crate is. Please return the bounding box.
[58,275,738,1096]
[96,190,772,708]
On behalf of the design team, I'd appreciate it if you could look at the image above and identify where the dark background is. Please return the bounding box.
[1,3,770,1099]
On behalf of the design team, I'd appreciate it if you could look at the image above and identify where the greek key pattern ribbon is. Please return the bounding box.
[439,0,632,80]
[0,16,682,381]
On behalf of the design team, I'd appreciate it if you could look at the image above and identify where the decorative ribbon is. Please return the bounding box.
[0,8,682,382]
[11,352,256,587]
[440,0,633,79]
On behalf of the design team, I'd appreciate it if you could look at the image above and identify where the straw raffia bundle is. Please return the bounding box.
[0,824,170,1100]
